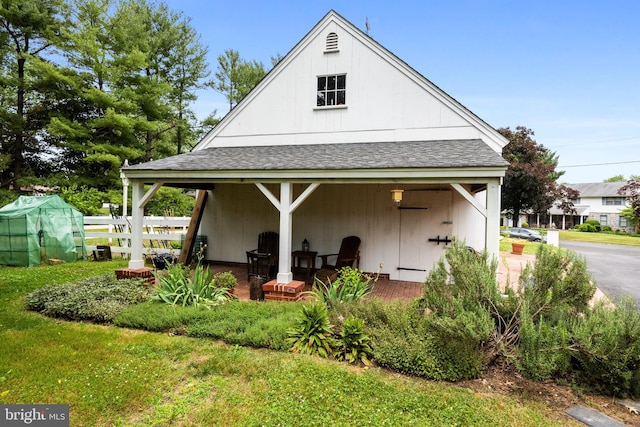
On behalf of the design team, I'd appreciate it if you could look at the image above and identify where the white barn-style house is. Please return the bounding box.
[123,10,509,284]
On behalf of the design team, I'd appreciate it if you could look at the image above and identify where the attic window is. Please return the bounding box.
[317,74,346,107]
[325,32,339,52]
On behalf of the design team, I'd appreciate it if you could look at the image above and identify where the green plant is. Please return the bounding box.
[286,303,335,357]
[311,266,377,308]
[584,219,602,232]
[571,298,640,398]
[25,274,150,322]
[152,260,234,308]
[213,271,237,289]
[58,184,107,216]
[577,223,596,232]
[145,187,195,217]
[521,221,529,228]
[334,316,374,366]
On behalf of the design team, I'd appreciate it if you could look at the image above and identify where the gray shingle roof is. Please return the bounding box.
[127,140,508,171]
[567,182,626,197]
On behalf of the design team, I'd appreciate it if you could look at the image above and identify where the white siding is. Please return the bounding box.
[203,21,485,149]
[200,183,487,280]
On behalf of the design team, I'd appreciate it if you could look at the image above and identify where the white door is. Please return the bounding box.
[398,190,453,282]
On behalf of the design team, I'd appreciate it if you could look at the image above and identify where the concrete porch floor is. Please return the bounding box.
[205,250,562,302]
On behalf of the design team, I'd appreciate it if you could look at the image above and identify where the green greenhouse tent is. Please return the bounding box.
[0,195,87,267]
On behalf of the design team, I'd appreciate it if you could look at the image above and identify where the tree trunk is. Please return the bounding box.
[11,56,26,190]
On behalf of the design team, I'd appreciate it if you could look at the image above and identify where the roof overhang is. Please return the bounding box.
[124,140,508,187]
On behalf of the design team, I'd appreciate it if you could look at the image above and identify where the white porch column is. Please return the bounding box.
[485,180,501,260]
[256,182,319,284]
[129,180,145,269]
[277,182,294,284]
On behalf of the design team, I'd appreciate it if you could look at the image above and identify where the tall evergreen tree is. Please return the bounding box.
[0,0,68,189]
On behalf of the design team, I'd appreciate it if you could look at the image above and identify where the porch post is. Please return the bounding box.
[129,180,145,269]
[485,180,501,260]
[277,182,294,284]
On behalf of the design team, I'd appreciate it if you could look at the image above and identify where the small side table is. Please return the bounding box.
[291,250,317,284]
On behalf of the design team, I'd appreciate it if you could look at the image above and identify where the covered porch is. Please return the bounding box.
[122,140,508,285]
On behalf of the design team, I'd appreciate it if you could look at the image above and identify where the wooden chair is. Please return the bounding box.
[246,231,279,280]
[315,236,361,283]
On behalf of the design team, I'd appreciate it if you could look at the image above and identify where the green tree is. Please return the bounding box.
[0,0,68,189]
[165,18,210,155]
[213,49,266,111]
[618,178,640,233]
[499,126,576,227]
[604,175,626,182]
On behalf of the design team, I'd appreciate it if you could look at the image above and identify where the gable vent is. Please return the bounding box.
[325,32,338,51]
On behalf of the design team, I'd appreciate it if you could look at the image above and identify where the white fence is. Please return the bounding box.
[84,216,191,257]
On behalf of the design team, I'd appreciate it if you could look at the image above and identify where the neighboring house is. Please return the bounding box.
[123,10,509,284]
[523,182,633,231]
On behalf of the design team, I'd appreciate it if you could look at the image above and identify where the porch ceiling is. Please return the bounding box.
[124,139,508,184]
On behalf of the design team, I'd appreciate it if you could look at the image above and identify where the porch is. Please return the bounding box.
[204,250,532,302]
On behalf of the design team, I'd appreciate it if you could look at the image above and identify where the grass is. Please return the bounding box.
[559,229,640,246]
[0,261,579,426]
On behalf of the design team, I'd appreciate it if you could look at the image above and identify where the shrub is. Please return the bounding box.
[577,223,596,232]
[515,302,572,380]
[338,299,486,380]
[286,303,335,357]
[334,316,374,366]
[311,266,377,308]
[25,274,150,322]
[571,298,640,398]
[58,184,106,216]
[521,221,529,228]
[145,187,195,217]
[584,219,602,232]
[518,245,595,321]
[602,225,612,232]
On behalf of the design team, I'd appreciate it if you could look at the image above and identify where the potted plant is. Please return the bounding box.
[213,271,238,295]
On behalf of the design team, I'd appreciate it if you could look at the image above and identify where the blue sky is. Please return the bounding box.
[166,0,640,184]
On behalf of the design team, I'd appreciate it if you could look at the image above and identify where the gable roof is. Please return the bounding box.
[568,182,627,198]
[193,10,508,153]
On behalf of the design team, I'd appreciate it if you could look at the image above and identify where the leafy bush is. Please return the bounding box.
[602,225,612,232]
[58,184,106,216]
[145,187,195,217]
[571,298,640,398]
[336,299,486,380]
[521,221,529,228]
[25,274,150,322]
[0,189,18,208]
[311,266,377,308]
[584,219,602,232]
[515,302,572,380]
[517,245,595,321]
[286,303,335,357]
[577,223,596,232]
[334,316,374,366]
[152,260,235,308]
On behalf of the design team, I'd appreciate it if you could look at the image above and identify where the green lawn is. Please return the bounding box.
[559,229,640,246]
[499,229,640,255]
[0,261,578,426]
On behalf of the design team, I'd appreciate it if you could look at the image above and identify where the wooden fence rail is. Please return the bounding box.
[84,216,191,256]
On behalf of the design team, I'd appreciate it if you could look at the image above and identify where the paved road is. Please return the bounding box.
[560,240,640,303]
